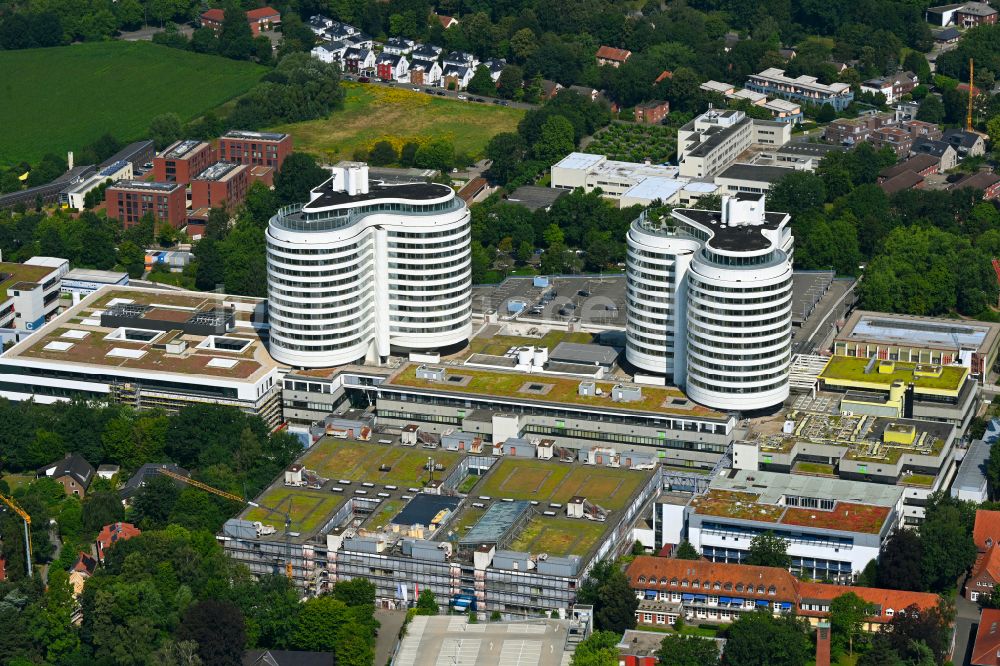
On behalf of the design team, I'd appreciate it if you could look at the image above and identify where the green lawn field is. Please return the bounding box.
[270,83,524,161]
[0,42,267,166]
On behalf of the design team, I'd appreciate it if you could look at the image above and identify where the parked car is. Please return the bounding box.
[358,76,371,83]
[472,97,485,102]
[500,101,511,106]
[492,99,501,104]
[412,86,420,91]
[424,89,434,94]
[436,91,446,96]
[457,94,467,100]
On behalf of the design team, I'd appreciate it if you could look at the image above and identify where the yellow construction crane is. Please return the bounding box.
[157,468,294,580]
[968,58,975,132]
[0,493,32,578]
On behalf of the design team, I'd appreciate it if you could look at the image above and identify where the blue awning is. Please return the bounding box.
[780,602,792,610]
[645,590,657,599]
[756,600,770,607]
[682,593,695,601]
[729,598,744,605]
[718,597,731,604]
[694,595,707,602]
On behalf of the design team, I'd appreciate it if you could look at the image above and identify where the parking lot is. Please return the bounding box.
[472,275,627,328]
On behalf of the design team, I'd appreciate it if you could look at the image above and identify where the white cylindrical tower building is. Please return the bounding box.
[624,210,700,385]
[266,163,472,367]
[625,194,793,412]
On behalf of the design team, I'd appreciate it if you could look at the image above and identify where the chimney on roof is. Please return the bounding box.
[816,620,831,666]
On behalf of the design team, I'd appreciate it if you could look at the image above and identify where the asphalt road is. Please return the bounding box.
[953,578,980,666]
[348,77,538,110]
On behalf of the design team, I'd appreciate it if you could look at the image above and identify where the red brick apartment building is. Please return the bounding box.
[201,7,280,35]
[635,100,670,124]
[190,162,249,210]
[153,140,215,185]
[105,181,187,229]
[217,130,292,171]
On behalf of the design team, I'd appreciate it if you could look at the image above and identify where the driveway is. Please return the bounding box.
[954,578,981,666]
[374,608,407,666]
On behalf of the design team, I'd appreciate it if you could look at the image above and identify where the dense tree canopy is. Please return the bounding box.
[577,559,638,634]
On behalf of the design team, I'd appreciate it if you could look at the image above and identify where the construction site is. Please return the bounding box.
[217,435,660,616]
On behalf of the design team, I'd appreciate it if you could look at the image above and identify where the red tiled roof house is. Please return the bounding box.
[596,45,632,67]
[201,7,280,36]
[973,608,1000,666]
[627,556,941,630]
[96,522,142,563]
[968,510,1000,602]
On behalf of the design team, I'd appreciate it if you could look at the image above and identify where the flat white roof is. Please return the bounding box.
[764,98,802,112]
[700,80,734,93]
[684,181,719,193]
[107,348,147,359]
[64,268,129,283]
[552,152,605,171]
[24,256,68,269]
[729,89,767,103]
[622,177,685,202]
[43,341,74,351]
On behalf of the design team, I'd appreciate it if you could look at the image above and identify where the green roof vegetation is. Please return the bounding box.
[510,516,608,557]
[692,490,782,523]
[465,329,594,358]
[792,461,836,476]
[0,262,57,292]
[388,363,725,417]
[242,486,345,536]
[363,499,405,529]
[299,439,460,486]
[819,355,967,391]
[475,457,651,510]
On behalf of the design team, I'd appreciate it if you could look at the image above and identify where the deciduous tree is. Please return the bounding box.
[745,531,790,569]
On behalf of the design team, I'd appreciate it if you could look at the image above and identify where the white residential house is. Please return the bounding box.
[411,44,443,61]
[442,65,474,90]
[483,58,507,82]
[308,15,333,35]
[311,41,348,65]
[343,33,374,49]
[383,37,415,55]
[376,52,410,82]
[323,22,359,43]
[409,58,443,86]
[443,50,478,69]
[342,46,376,75]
